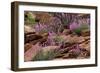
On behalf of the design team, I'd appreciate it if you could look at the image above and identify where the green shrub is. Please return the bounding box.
[32,48,61,61]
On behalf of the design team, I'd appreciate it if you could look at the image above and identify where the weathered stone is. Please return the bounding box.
[62,53,69,58]
[30,36,48,45]
[42,46,60,52]
[41,33,49,37]
[24,43,32,52]
[84,36,90,40]
[62,29,71,35]
[65,35,85,44]
[79,40,90,51]
[77,36,85,43]
[54,54,65,58]
[25,34,43,43]
[81,29,90,36]
[24,25,35,33]
[78,50,90,58]
[24,43,42,62]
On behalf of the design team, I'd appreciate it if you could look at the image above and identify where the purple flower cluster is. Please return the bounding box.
[69,22,81,31]
[33,17,63,34]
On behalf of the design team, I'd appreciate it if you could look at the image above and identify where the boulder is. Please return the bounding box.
[79,40,90,51]
[25,34,43,43]
[64,35,85,44]
[24,43,42,62]
[30,36,48,45]
[81,29,90,36]
[24,43,32,52]
[24,25,35,33]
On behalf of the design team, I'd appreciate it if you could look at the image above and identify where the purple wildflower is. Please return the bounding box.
[69,22,80,31]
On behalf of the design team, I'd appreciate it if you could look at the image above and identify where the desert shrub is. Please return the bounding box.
[32,47,60,61]
[25,12,36,25]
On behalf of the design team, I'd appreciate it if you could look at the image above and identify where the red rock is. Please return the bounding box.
[24,43,32,52]
[24,43,42,62]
